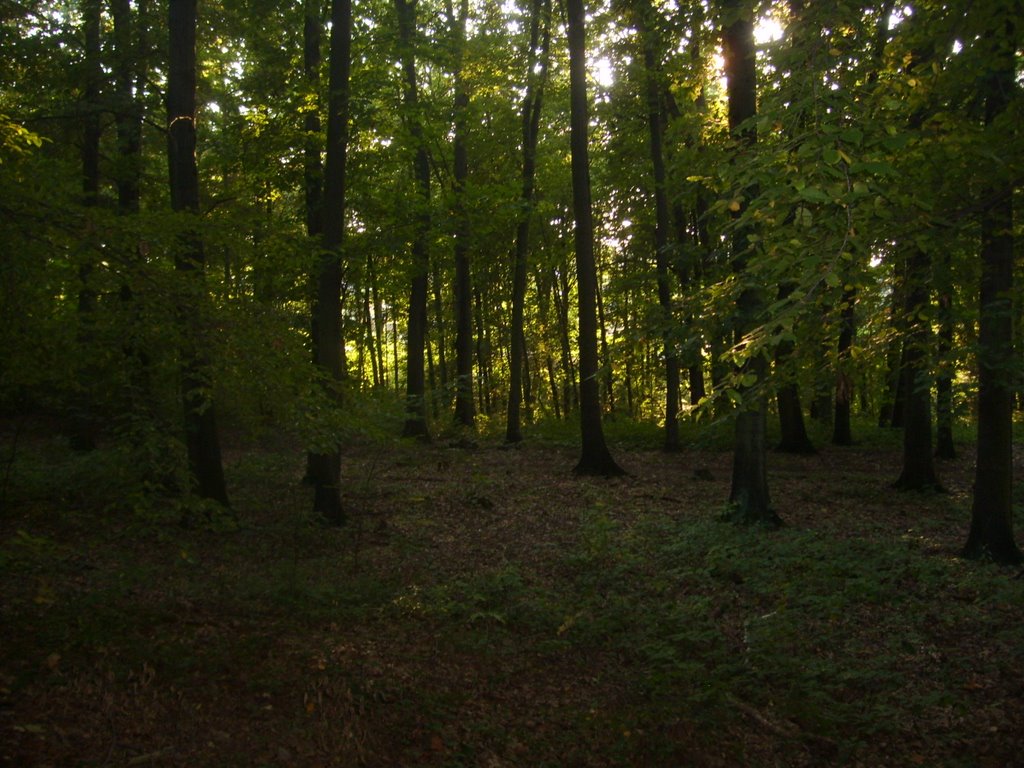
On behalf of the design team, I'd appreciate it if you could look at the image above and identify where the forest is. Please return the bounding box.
[1,0,1022,765]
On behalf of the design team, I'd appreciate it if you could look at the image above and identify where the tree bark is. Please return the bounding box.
[934,270,956,459]
[722,0,778,526]
[167,0,229,507]
[451,0,475,429]
[309,0,352,524]
[506,0,551,443]
[831,286,856,446]
[69,0,103,452]
[893,246,942,491]
[566,0,623,476]
[396,0,431,439]
[775,286,814,454]
[636,1,681,451]
[963,24,1021,563]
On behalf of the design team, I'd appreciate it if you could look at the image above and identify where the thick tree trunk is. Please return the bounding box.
[893,247,942,491]
[963,30,1021,563]
[566,0,623,476]
[451,0,475,429]
[506,0,551,443]
[722,0,777,525]
[307,0,351,524]
[167,0,229,507]
[396,0,431,439]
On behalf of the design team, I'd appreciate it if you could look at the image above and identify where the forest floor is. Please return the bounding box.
[2,418,1023,767]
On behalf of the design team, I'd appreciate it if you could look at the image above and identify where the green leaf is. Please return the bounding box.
[798,187,831,204]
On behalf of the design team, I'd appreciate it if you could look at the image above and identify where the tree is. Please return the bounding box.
[722,0,778,526]
[962,15,1021,564]
[566,0,623,476]
[636,0,682,452]
[450,0,474,429]
[506,0,551,444]
[308,0,352,525]
[167,0,229,507]
[395,0,431,440]
[892,244,942,491]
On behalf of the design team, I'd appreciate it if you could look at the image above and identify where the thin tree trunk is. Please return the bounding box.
[70,0,103,452]
[396,0,431,439]
[167,0,229,507]
[112,0,152,440]
[595,268,614,415]
[831,286,856,445]
[450,0,474,429]
[637,0,680,450]
[566,0,623,476]
[934,282,956,459]
[506,0,551,443]
[775,284,814,454]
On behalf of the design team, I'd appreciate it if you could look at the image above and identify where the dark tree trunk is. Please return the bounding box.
[451,0,475,429]
[507,0,551,443]
[111,0,152,441]
[430,261,449,401]
[595,270,614,415]
[893,247,942,491]
[934,284,956,459]
[638,1,680,451]
[832,286,856,445]
[167,0,229,507]
[963,29,1021,563]
[308,0,351,524]
[566,0,623,476]
[722,0,777,525]
[69,0,103,452]
[554,264,578,415]
[937,259,958,460]
[546,354,561,420]
[396,0,431,439]
[774,286,814,454]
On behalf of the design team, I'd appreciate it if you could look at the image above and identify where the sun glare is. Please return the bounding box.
[755,17,785,45]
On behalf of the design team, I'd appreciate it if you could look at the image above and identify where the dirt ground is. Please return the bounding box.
[2,432,1022,767]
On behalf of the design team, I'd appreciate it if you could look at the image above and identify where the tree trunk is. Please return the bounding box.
[832,286,856,445]
[637,0,680,451]
[566,0,623,476]
[69,0,103,452]
[396,0,431,439]
[893,247,942,491]
[934,282,956,459]
[722,0,777,526]
[963,27,1021,563]
[451,0,475,429]
[308,0,351,524]
[774,286,814,454]
[506,0,551,443]
[167,0,229,507]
